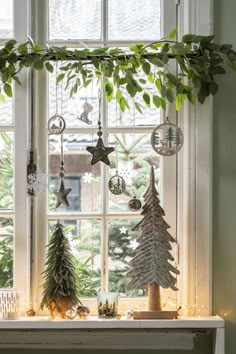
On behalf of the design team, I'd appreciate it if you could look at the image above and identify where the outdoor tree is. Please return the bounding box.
[40,222,81,318]
[127,166,179,317]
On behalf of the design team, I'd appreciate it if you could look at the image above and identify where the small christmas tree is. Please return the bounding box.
[165,126,175,148]
[40,222,81,318]
[127,166,179,318]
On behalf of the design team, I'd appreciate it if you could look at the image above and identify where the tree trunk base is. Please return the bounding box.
[133,310,178,320]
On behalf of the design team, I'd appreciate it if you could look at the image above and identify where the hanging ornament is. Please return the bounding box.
[128,196,142,212]
[77,101,93,125]
[108,170,126,195]
[27,168,48,195]
[50,62,72,208]
[54,176,72,208]
[151,117,184,156]
[48,113,66,135]
[86,90,114,165]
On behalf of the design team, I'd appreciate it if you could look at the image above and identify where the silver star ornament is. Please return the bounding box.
[53,179,72,208]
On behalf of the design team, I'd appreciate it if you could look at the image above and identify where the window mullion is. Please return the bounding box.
[102,0,108,44]
[100,81,109,292]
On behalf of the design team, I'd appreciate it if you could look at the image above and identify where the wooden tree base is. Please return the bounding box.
[133,310,178,320]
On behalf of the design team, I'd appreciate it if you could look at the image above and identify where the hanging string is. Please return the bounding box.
[55,61,58,114]
[91,77,94,268]
[132,104,137,197]
[115,100,119,172]
[59,63,64,180]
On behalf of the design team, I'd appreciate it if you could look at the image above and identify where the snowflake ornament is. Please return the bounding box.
[118,161,134,186]
[27,169,48,195]
[82,172,93,184]
[120,226,127,234]
[129,239,139,250]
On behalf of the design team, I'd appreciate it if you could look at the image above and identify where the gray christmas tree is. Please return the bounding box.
[127,166,179,314]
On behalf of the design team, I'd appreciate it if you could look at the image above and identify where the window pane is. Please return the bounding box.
[49,69,99,128]
[49,219,101,297]
[108,99,160,127]
[0,0,13,39]
[0,217,13,288]
[49,0,102,40]
[49,134,102,213]
[108,0,161,40]
[0,95,13,125]
[108,133,159,212]
[0,132,14,210]
[108,219,141,295]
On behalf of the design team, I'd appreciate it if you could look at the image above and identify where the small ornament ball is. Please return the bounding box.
[65,307,77,319]
[77,305,90,319]
[128,196,142,211]
[26,309,36,317]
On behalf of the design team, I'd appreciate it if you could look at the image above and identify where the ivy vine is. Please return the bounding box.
[0,29,236,112]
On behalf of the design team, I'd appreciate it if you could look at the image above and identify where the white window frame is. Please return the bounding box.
[177,0,213,315]
[0,0,30,306]
[3,0,212,316]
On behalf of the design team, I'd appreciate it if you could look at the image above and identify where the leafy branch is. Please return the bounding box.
[0,31,235,111]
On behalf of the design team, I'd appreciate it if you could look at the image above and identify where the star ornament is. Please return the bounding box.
[86,137,114,166]
[53,179,72,208]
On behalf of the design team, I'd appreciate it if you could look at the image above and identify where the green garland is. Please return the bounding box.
[0,30,236,112]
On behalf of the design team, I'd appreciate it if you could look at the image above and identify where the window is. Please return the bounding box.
[0,0,212,316]
[35,0,178,310]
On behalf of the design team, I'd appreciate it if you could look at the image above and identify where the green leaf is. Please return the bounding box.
[155,78,161,91]
[45,62,54,73]
[0,93,6,102]
[161,85,167,97]
[134,102,143,113]
[139,79,146,84]
[126,83,137,98]
[210,66,226,75]
[104,81,114,101]
[153,95,161,108]
[142,61,151,75]
[3,83,12,97]
[166,88,174,103]
[33,43,44,52]
[187,91,195,104]
[166,73,180,86]
[13,76,21,85]
[91,57,99,70]
[143,92,150,107]
[209,81,219,95]
[168,28,177,39]
[119,96,129,112]
[17,43,28,55]
[116,89,122,102]
[175,93,187,110]
[33,59,44,70]
[56,73,65,84]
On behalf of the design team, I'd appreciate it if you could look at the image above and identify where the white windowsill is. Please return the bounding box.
[0,316,224,329]
[0,316,224,352]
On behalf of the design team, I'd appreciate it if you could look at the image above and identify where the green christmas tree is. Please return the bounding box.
[40,222,81,318]
[127,166,179,311]
[165,126,175,148]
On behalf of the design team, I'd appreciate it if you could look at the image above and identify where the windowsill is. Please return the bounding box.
[0,316,224,352]
[0,315,224,329]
